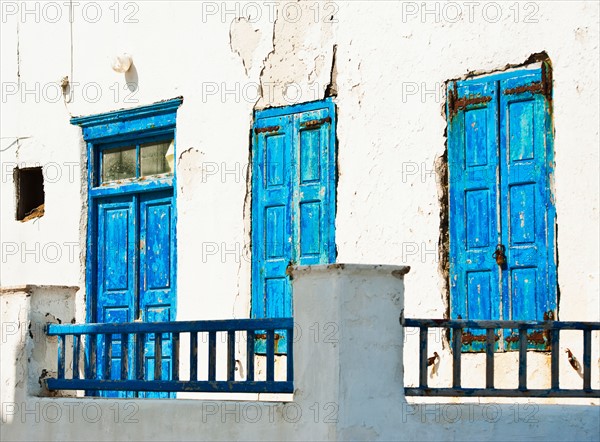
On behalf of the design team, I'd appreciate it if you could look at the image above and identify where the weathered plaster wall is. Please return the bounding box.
[1,0,598,409]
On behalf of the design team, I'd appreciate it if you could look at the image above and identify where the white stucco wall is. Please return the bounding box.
[1,0,598,420]
[1,265,598,441]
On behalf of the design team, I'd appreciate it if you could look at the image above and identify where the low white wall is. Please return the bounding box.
[1,266,598,441]
[0,285,78,406]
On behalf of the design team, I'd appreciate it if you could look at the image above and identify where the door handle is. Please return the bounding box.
[492,244,506,267]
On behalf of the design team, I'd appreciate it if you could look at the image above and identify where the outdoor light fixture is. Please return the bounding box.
[111,53,133,73]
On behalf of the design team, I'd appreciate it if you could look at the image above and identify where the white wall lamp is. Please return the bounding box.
[111,53,133,73]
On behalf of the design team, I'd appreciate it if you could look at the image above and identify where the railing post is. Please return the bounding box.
[87,334,98,380]
[227,330,235,381]
[136,332,146,381]
[103,334,112,380]
[266,329,275,382]
[172,332,180,381]
[550,328,559,390]
[583,328,592,391]
[57,335,65,379]
[518,326,528,390]
[72,335,80,380]
[485,328,495,389]
[121,333,129,380]
[190,332,198,381]
[208,331,216,382]
[154,333,163,381]
[419,326,428,388]
[452,326,462,389]
[246,331,255,382]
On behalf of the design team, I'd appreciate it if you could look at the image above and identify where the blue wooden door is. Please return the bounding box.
[138,191,175,391]
[96,195,137,397]
[95,190,175,396]
[252,99,336,352]
[448,66,556,350]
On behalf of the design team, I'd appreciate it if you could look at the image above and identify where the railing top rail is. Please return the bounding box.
[400,317,600,330]
[47,317,294,336]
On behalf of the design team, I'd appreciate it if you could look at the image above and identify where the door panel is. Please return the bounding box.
[139,191,175,397]
[96,196,137,397]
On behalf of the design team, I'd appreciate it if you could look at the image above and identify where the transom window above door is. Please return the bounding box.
[100,139,174,184]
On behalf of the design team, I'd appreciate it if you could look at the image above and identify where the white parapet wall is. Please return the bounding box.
[1,266,599,441]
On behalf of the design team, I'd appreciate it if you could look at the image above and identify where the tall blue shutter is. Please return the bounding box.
[448,78,501,342]
[252,115,294,324]
[295,107,336,267]
[499,69,556,349]
[448,66,556,351]
[252,100,336,353]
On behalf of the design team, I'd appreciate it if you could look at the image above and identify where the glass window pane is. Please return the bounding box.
[102,146,136,182]
[140,141,172,177]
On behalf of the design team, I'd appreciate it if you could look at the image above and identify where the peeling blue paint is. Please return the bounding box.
[448,66,556,351]
[251,99,336,353]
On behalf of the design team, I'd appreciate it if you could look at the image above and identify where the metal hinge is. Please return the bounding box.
[254,125,280,134]
[300,116,331,128]
[448,86,492,118]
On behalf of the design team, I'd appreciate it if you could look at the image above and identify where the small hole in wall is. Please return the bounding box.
[14,167,45,221]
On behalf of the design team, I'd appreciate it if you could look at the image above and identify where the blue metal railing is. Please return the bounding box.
[46,318,294,394]
[401,314,600,398]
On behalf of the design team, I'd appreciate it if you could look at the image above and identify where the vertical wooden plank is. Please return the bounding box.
[57,335,65,379]
[72,335,80,380]
[452,327,462,388]
[227,330,236,381]
[120,333,129,380]
[190,332,198,381]
[286,326,294,383]
[550,329,559,390]
[136,332,146,380]
[103,334,112,380]
[583,329,592,390]
[172,332,180,381]
[246,331,255,382]
[154,333,163,381]
[266,329,275,382]
[485,328,495,389]
[419,327,428,388]
[518,327,527,390]
[208,331,216,382]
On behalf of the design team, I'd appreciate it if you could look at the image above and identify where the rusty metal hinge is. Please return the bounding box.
[300,116,331,128]
[254,125,280,134]
[448,87,492,118]
[503,81,544,96]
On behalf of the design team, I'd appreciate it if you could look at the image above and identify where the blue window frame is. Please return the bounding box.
[447,65,557,351]
[251,98,337,353]
[72,98,182,396]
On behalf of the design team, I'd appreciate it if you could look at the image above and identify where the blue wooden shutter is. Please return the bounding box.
[499,68,556,348]
[448,78,501,332]
[448,66,557,350]
[295,107,336,267]
[252,115,294,321]
[252,100,336,353]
